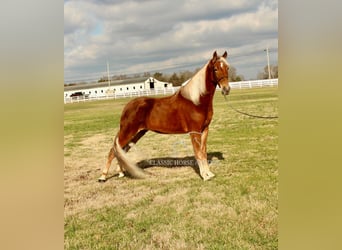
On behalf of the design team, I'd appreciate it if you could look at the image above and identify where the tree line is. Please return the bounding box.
[97,65,247,86]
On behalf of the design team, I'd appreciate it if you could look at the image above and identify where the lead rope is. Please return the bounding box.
[224,94,279,119]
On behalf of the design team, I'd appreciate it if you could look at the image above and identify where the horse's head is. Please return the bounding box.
[210,51,230,96]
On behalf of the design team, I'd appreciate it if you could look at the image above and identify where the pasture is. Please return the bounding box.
[64,87,278,249]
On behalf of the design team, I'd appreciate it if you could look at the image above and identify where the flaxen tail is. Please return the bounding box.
[113,135,148,179]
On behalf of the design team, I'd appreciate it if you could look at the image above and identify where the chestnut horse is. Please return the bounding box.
[99,51,230,182]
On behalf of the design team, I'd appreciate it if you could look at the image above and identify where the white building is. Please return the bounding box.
[64,77,173,101]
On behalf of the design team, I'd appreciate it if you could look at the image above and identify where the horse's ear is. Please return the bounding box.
[212,51,218,62]
[222,51,228,58]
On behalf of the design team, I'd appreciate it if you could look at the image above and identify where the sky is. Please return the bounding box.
[64,0,278,83]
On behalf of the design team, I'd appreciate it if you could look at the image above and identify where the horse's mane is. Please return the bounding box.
[180,62,208,105]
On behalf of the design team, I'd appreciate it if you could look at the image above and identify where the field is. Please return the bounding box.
[64,87,278,249]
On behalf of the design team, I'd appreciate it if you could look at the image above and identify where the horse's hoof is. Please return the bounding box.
[98,178,107,183]
[202,172,215,181]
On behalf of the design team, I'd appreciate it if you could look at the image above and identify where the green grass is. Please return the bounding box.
[64,87,278,249]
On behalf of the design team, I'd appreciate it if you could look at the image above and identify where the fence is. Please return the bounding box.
[64,78,278,104]
[229,78,278,89]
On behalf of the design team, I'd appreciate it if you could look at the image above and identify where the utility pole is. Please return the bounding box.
[264,48,271,79]
[107,61,111,87]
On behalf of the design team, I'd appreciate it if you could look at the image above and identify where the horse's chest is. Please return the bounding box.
[204,109,213,126]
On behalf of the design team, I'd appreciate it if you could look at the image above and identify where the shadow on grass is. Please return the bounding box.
[137,151,225,176]
[102,152,225,181]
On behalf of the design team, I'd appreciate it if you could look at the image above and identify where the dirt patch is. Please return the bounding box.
[64,134,113,216]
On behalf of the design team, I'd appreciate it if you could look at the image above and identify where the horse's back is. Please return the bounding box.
[122,93,177,115]
[121,96,153,120]
[119,93,178,131]
[120,95,169,126]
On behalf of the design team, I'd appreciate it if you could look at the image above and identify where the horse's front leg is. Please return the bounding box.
[190,127,215,180]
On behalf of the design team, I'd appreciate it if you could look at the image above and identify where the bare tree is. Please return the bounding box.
[257,65,278,79]
[153,72,164,81]
[271,65,278,78]
[143,72,151,77]
[169,73,181,86]
[229,66,244,82]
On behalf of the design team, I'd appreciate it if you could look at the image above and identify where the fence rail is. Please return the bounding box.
[64,79,278,104]
[229,78,278,89]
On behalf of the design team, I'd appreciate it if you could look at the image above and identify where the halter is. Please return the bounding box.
[215,76,228,87]
[211,60,228,87]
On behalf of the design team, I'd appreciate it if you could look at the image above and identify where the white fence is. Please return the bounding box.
[64,78,278,104]
[64,88,177,104]
[229,78,278,89]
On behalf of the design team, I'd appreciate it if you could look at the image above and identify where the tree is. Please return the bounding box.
[271,65,278,78]
[153,72,164,81]
[235,75,244,82]
[169,72,181,86]
[178,70,193,84]
[257,65,278,79]
[143,72,151,77]
[228,66,244,82]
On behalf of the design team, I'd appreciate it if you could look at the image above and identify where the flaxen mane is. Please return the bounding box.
[179,62,209,105]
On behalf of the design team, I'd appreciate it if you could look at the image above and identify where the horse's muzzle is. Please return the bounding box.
[221,86,230,95]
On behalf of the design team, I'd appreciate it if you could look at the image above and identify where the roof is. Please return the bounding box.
[64,77,147,91]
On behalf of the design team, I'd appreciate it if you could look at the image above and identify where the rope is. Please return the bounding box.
[224,95,278,119]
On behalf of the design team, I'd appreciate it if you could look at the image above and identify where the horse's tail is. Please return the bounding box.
[113,135,148,179]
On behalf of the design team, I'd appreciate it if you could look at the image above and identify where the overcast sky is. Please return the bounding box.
[64,0,278,83]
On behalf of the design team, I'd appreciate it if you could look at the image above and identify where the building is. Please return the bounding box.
[64,77,173,101]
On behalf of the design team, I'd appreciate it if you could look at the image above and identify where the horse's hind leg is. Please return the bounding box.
[98,130,131,182]
[98,129,147,182]
[98,132,130,182]
[117,129,147,176]
[98,146,117,182]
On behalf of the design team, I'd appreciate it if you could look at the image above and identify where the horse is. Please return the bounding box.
[98,51,230,182]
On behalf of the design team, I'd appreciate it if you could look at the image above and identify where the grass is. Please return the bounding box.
[64,87,278,249]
